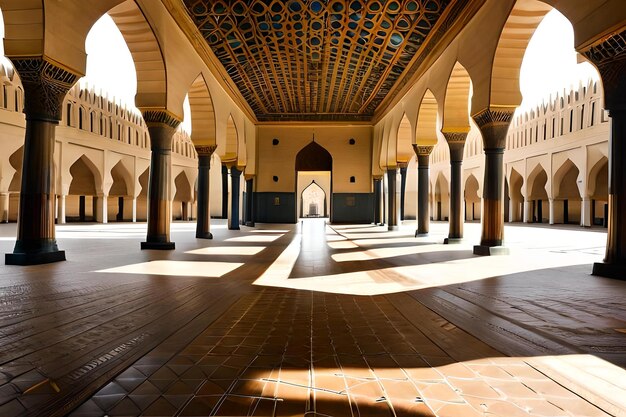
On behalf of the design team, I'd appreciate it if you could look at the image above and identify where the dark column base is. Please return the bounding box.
[415,231,429,237]
[473,245,510,256]
[592,262,626,280]
[6,250,66,265]
[245,221,255,227]
[141,241,175,250]
[443,237,463,244]
[229,226,241,231]
[388,225,399,231]
[195,232,213,239]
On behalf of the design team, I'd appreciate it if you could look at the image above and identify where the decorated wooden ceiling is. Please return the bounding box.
[183,0,466,121]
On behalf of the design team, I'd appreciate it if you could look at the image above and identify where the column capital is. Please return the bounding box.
[397,162,408,169]
[442,131,467,162]
[412,144,434,157]
[12,57,80,121]
[472,107,515,149]
[195,144,217,157]
[581,29,626,111]
[141,109,182,130]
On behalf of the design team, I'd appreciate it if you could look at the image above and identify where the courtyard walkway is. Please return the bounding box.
[0,220,624,416]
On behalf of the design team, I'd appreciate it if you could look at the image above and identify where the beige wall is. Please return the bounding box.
[257,125,373,194]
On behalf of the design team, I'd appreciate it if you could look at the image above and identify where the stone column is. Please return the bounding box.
[373,177,382,225]
[472,108,514,255]
[245,178,255,227]
[581,196,592,227]
[6,58,80,265]
[140,110,181,250]
[585,31,626,279]
[387,168,398,231]
[443,132,467,244]
[548,198,556,225]
[95,195,108,224]
[221,164,228,219]
[229,166,242,230]
[399,163,408,221]
[523,199,532,223]
[1,193,9,223]
[412,145,434,237]
[195,145,217,239]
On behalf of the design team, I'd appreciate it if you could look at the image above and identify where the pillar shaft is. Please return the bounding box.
[584,31,626,278]
[472,108,514,251]
[1,193,9,223]
[443,133,467,242]
[229,167,242,230]
[245,178,255,227]
[373,178,382,225]
[141,110,180,250]
[413,145,434,236]
[221,165,228,219]
[195,145,217,239]
[399,165,407,221]
[387,168,398,230]
[6,58,79,265]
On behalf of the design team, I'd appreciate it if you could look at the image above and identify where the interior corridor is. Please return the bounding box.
[0,220,624,416]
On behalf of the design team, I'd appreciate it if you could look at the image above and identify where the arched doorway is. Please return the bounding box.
[528,165,549,223]
[301,181,327,218]
[464,174,481,221]
[295,141,332,220]
[553,159,582,224]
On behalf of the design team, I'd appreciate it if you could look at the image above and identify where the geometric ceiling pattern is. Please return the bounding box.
[183,0,463,121]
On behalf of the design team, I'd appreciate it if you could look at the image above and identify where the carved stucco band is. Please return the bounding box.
[412,144,434,157]
[12,57,80,121]
[142,109,182,130]
[472,107,515,149]
[582,29,626,110]
[442,131,467,162]
[195,144,218,157]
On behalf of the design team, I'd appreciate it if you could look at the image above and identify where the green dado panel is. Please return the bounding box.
[254,192,297,223]
[331,193,374,224]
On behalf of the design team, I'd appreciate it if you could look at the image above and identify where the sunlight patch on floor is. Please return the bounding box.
[331,244,467,262]
[96,260,243,277]
[186,246,265,256]
[226,235,283,243]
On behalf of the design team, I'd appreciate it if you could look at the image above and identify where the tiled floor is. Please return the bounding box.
[0,219,625,416]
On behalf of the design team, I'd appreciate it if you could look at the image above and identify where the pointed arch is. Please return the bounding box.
[69,155,101,196]
[220,114,239,165]
[553,159,581,199]
[415,89,438,146]
[527,163,548,200]
[173,171,192,202]
[464,174,481,221]
[109,160,132,197]
[108,0,166,109]
[396,113,413,164]
[442,62,472,133]
[434,172,450,221]
[301,181,326,218]
[187,73,216,146]
[489,0,553,108]
[588,156,608,198]
[296,141,332,172]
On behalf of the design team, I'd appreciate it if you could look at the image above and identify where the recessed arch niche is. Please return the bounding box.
[295,141,332,220]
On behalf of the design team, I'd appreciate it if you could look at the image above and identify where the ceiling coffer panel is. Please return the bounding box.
[184,0,459,121]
